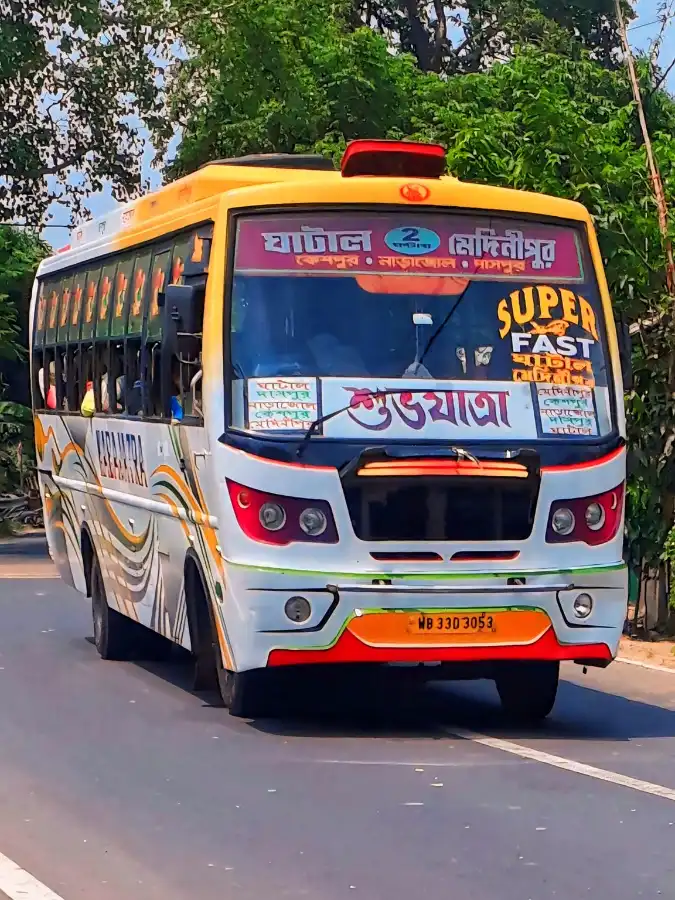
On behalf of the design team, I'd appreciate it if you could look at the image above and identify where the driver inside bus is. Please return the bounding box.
[231,278,368,379]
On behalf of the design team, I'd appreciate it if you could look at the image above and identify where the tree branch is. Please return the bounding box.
[400,0,432,71]
[651,54,675,95]
[429,0,447,73]
[0,149,89,181]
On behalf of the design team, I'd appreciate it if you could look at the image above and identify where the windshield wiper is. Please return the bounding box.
[416,281,472,371]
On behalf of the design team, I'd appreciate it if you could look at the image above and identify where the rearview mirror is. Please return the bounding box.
[160,284,200,358]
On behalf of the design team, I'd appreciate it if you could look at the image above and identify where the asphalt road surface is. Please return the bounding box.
[0,537,674,900]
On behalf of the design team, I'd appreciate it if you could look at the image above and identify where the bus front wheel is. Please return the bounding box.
[494,661,559,723]
[219,668,273,718]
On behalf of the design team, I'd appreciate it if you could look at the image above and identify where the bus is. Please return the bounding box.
[30,140,631,720]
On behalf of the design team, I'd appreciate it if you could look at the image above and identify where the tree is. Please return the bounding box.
[0,227,48,502]
[0,0,168,227]
[160,0,420,178]
[0,227,47,361]
[348,0,632,74]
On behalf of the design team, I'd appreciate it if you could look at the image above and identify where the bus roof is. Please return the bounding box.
[42,143,590,276]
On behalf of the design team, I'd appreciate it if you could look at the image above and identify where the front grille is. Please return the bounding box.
[343,476,539,542]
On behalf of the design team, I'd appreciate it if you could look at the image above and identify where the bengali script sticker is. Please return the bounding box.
[234,215,585,281]
[319,378,539,440]
[536,384,598,437]
[246,377,319,432]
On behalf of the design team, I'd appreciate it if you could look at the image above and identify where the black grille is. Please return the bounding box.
[343,476,539,542]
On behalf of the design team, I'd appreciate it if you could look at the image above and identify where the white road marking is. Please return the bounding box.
[0,573,58,580]
[446,727,675,802]
[616,655,675,673]
[0,849,65,899]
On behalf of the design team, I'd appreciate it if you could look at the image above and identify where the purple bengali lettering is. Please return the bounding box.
[339,388,511,432]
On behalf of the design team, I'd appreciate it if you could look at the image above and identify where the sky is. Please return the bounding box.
[40,0,674,248]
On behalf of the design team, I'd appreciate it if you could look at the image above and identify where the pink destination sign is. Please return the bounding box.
[235,214,585,282]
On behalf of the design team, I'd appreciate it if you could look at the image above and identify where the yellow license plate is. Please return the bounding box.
[408,612,497,635]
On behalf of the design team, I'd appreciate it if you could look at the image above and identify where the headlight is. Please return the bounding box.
[552,507,575,536]
[299,507,328,536]
[259,502,286,531]
[585,502,605,531]
[284,596,312,623]
[573,593,593,618]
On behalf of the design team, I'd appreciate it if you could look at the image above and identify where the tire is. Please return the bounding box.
[495,661,559,723]
[187,569,220,694]
[186,564,278,717]
[218,667,273,718]
[91,554,137,660]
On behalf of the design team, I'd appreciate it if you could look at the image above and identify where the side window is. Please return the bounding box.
[35,281,47,344]
[147,249,171,341]
[125,253,150,416]
[93,263,116,413]
[128,252,150,338]
[32,282,47,409]
[167,228,211,423]
[112,256,133,338]
[57,275,73,345]
[146,249,171,417]
[41,347,57,410]
[79,267,100,413]
[45,281,60,345]
[69,270,85,343]
[171,236,191,286]
[81,267,101,342]
[96,264,116,340]
[65,345,80,412]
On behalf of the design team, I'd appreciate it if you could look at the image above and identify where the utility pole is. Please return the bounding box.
[615,0,675,293]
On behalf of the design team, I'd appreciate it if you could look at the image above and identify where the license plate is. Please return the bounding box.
[408,612,497,635]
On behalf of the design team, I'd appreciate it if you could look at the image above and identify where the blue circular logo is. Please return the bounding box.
[384,226,441,256]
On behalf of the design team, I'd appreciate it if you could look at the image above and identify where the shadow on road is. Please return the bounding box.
[246,676,675,743]
[115,644,675,744]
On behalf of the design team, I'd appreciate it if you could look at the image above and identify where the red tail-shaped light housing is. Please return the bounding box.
[341,140,447,178]
[226,480,339,546]
[546,484,625,546]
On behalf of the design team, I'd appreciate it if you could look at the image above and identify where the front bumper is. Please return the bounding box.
[225,562,628,671]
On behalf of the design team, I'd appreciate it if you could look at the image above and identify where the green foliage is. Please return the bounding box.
[0,0,169,226]
[0,401,34,495]
[0,227,48,360]
[162,0,418,177]
[0,228,47,494]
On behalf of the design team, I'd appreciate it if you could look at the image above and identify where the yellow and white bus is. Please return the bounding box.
[30,140,630,720]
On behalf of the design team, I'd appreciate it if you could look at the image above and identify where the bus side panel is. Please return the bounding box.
[35,413,88,594]
[36,413,226,656]
[87,418,224,655]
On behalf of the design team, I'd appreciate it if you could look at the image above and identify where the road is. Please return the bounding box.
[0,537,674,899]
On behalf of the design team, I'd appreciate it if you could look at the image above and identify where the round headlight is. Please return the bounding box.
[552,507,575,536]
[259,502,286,531]
[573,593,593,618]
[299,507,328,536]
[585,502,605,531]
[284,595,312,623]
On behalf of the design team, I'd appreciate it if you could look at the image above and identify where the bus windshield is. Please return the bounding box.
[230,212,613,442]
